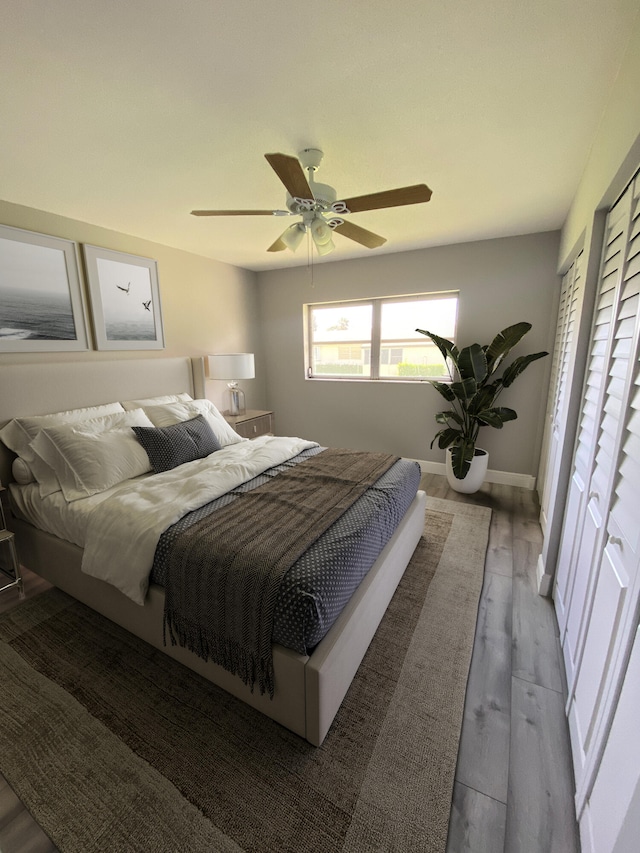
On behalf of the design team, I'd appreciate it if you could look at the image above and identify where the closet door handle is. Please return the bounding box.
[608,535,623,547]
[589,491,599,501]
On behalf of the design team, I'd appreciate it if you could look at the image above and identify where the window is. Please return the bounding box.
[305,292,458,380]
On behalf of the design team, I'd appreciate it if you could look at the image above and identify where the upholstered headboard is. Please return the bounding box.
[0,356,206,486]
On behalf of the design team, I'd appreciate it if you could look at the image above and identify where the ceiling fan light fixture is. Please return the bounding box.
[310,216,335,255]
[280,223,305,252]
[314,237,335,256]
[310,216,333,245]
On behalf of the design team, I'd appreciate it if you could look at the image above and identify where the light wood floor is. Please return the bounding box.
[426,474,582,853]
[0,475,580,852]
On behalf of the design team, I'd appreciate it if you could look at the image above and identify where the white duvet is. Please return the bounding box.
[81,434,317,605]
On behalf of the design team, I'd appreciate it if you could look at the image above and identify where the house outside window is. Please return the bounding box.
[305,292,458,380]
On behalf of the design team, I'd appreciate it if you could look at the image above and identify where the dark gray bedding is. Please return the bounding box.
[151,447,421,655]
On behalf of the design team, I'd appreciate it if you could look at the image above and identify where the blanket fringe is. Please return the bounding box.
[164,611,275,698]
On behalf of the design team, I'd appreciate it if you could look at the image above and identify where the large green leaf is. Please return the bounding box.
[485,322,531,372]
[416,329,459,365]
[435,410,463,426]
[499,351,548,387]
[450,376,477,401]
[467,383,500,414]
[457,343,488,383]
[449,439,476,479]
[475,407,518,427]
[430,427,461,449]
[430,381,456,402]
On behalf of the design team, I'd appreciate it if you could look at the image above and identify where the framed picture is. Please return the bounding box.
[0,224,90,352]
[83,245,165,351]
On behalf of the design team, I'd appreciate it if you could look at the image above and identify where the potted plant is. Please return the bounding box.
[416,322,548,493]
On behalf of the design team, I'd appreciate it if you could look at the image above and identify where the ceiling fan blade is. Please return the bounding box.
[333,221,387,249]
[336,184,432,213]
[265,153,314,200]
[191,209,290,216]
[267,236,288,252]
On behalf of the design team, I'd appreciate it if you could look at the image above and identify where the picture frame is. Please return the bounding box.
[0,224,90,352]
[83,245,165,351]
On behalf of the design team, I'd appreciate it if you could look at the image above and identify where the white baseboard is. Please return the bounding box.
[410,458,537,491]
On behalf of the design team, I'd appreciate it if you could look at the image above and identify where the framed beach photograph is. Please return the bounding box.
[83,245,165,350]
[0,225,90,352]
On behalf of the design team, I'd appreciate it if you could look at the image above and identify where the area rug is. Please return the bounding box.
[0,496,490,853]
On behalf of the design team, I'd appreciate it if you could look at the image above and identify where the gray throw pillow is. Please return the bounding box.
[132,415,221,473]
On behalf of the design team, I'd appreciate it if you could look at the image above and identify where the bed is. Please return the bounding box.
[0,356,426,746]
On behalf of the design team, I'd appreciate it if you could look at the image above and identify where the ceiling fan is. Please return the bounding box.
[191,148,432,256]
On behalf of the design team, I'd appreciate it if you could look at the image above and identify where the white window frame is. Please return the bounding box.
[304,291,458,381]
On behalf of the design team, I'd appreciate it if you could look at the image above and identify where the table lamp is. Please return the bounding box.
[207,353,255,416]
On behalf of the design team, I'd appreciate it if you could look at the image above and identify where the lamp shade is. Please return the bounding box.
[208,353,255,380]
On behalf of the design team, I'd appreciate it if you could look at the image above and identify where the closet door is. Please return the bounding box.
[538,252,584,538]
[554,187,632,684]
[585,625,640,853]
[554,170,640,815]
[572,175,640,811]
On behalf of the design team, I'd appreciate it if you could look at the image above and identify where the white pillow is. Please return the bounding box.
[30,409,155,502]
[28,409,150,498]
[143,399,246,447]
[11,457,35,485]
[121,393,193,411]
[0,402,125,460]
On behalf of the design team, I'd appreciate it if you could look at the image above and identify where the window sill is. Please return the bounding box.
[305,376,440,384]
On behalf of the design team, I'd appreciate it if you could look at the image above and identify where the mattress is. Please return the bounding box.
[10,474,154,548]
[11,448,421,655]
[151,447,421,653]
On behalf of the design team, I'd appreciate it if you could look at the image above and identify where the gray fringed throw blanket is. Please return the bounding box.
[163,447,399,697]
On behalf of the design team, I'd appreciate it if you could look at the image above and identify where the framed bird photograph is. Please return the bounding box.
[0,224,90,352]
[83,245,165,350]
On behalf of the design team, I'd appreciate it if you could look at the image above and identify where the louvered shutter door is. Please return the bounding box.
[557,256,583,424]
[550,269,573,414]
[571,173,640,819]
[554,189,632,653]
[552,169,640,835]
[537,269,571,507]
[609,185,640,549]
[612,372,640,547]
[538,254,583,534]
[575,197,628,485]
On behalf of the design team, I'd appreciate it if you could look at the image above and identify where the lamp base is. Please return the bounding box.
[228,383,246,416]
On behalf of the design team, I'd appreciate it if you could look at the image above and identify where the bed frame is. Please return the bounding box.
[0,356,426,746]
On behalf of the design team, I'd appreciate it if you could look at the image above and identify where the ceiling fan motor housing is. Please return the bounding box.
[298,147,324,172]
[286,182,337,213]
[286,148,338,213]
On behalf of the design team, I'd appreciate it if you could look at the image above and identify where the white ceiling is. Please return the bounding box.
[1,0,639,272]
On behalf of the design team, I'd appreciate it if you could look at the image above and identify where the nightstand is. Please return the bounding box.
[224,409,274,439]
[0,485,24,599]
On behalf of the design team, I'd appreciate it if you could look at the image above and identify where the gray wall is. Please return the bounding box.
[0,199,561,478]
[258,230,560,477]
[0,200,265,414]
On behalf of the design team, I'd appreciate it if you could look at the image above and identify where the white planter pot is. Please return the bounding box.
[445,448,489,494]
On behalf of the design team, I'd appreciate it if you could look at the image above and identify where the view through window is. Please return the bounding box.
[305,292,458,380]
